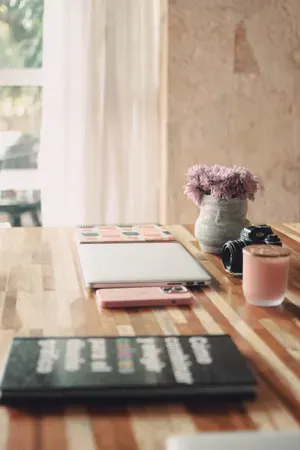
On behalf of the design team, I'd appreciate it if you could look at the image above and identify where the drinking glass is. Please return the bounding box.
[242,245,291,307]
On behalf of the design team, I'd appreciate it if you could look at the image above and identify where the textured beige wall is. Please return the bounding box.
[168,0,300,224]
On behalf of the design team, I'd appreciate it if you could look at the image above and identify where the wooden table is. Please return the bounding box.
[0,224,299,449]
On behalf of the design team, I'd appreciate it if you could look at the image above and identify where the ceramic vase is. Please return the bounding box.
[194,195,249,254]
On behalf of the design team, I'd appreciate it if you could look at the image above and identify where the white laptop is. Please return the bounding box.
[166,430,300,450]
[77,241,211,288]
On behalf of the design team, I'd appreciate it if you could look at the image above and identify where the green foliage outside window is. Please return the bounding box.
[0,0,43,124]
[0,0,43,68]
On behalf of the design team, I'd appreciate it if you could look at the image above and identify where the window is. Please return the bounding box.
[0,0,43,226]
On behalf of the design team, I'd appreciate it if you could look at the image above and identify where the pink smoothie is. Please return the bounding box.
[243,246,290,307]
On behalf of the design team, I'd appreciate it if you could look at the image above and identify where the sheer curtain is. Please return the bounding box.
[40,0,164,226]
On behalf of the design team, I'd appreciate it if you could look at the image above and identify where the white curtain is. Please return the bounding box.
[40,0,163,226]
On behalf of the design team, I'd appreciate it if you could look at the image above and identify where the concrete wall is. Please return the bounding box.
[168,0,300,224]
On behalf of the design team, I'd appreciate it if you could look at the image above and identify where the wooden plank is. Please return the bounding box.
[65,409,96,450]
[40,413,68,450]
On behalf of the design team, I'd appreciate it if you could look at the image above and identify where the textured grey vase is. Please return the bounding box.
[194,195,249,254]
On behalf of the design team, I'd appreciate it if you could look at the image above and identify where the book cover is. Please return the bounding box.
[0,335,256,403]
[76,223,175,244]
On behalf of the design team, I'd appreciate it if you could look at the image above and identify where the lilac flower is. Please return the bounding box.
[184,164,263,206]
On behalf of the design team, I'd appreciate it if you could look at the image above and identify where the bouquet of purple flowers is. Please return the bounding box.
[184,164,263,206]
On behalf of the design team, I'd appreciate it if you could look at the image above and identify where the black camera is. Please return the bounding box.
[221,225,282,275]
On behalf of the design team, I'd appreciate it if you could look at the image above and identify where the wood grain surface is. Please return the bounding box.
[0,224,299,449]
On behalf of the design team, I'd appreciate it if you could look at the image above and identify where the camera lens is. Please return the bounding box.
[221,239,247,275]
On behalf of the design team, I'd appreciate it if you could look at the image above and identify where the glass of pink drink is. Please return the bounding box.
[243,245,291,307]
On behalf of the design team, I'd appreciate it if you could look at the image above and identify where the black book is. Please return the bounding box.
[0,335,257,404]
